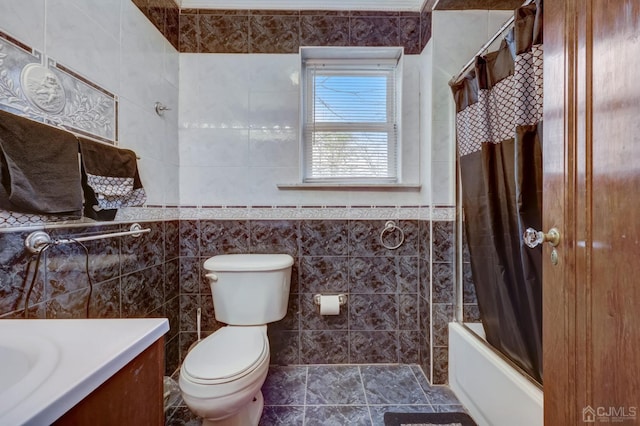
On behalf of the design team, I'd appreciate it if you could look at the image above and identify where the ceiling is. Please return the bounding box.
[176,0,524,12]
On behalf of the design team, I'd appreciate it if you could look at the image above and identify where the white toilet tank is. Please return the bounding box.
[203,254,294,325]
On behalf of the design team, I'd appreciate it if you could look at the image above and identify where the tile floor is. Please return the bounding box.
[165,364,466,425]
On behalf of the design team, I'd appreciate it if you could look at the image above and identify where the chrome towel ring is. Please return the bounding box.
[380,220,405,250]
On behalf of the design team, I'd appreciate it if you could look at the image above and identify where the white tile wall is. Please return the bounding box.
[1,2,514,211]
[179,52,427,207]
[0,0,180,207]
[0,0,45,51]
[429,10,513,206]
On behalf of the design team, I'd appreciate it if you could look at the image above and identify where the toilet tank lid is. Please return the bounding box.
[204,254,294,272]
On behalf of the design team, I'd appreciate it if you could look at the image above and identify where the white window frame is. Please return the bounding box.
[299,47,403,185]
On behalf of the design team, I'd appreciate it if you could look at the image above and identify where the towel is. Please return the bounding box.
[0,109,83,216]
[78,137,146,221]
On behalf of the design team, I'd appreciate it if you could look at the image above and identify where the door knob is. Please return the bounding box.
[523,227,561,248]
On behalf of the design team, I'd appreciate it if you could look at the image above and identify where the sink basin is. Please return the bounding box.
[0,330,59,416]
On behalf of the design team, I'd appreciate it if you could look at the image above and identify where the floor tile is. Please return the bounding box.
[306,365,366,405]
[166,364,466,426]
[304,405,371,426]
[368,405,434,426]
[410,364,461,405]
[259,406,305,425]
[360,365,429,405]
[262,366,308,406]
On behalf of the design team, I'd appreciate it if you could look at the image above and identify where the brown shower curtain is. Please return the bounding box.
[451,1,544,383]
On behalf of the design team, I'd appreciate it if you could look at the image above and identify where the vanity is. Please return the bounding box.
[0,318,169,425]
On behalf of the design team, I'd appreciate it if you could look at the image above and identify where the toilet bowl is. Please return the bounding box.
[179,325,270,426]
[178,253,294,426]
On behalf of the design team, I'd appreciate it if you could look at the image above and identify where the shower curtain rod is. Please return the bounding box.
[448,0,534,86]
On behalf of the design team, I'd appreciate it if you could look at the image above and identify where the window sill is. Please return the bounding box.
[277,183,421,191]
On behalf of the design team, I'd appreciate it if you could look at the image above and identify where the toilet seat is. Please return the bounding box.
[182,326,268,385]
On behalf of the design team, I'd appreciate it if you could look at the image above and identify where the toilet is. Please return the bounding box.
[178,253,294,426]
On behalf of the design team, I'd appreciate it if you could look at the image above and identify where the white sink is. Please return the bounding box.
[0,318,168,425]
[0,330,59,416]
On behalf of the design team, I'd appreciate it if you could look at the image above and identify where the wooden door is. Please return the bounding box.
[544,0,640,424]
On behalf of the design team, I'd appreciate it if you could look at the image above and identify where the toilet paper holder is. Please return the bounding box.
[313,293,347,306]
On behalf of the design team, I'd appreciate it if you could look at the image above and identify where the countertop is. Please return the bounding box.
[0,318,169,426]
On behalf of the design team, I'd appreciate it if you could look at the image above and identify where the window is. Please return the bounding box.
[301,47,403,184]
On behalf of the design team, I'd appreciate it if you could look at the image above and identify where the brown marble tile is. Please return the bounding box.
[199,220,250,257]
[179,13,199,53]
[399,330,421,364]
[350,16,399,47]
[46,287,90,319]
[179,294,200,332]
[300,10,350,16]
[399,293,419,330]
[268,329,300,364]
[249,220,299,256]
[165,1,180,50]
[121,265,164,317]
[179,220,200,257]
[420,332,432,383]
[249,15,300,53]
[432,262,454,303]
[432,221,454,262]
[250,9,299,16]
[164,220,180,260]
[421,10,432,48]
[300,15,350,47]
[300,220,349,256]
[300,330,350,363]
[89,278,121,318]
[349,294,398,331]
[198,8,249,15]
[432,303,454,347]
[147,0,166,34]
[399,15,421,54]
[199,14,249,53]
[432,347,449,384]
[299,256,349,293]
[348,256,419,294]
[349,330,398,363]
[164,335,180,375]
[350,10,400,17]
[434,0,523,10]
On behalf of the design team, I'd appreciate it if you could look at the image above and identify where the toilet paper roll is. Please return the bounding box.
[319,295,341,315]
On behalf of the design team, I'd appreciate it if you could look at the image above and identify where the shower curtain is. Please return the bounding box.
[451,1,544,383]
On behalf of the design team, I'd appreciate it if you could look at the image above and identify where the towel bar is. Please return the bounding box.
[24,223,151,254]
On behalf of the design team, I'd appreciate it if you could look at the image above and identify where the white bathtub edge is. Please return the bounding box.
[448,322,543,426]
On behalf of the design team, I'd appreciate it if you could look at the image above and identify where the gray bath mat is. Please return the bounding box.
[383,411,477,426]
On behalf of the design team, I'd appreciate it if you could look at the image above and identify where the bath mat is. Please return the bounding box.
[383,411,477,426]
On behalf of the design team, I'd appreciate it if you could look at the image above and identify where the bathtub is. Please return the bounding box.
[448,322,543,426]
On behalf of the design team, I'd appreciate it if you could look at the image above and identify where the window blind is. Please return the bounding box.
[302,61,400,183]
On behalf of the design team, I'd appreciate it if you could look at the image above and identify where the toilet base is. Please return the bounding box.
[202,390,264,426]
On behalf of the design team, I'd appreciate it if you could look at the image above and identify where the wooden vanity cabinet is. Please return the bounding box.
[54,338,165,426]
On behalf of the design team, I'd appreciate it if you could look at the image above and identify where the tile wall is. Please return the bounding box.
[177,215,459,383]
[177,9,426,54]
[0,221,181,375]
[0,215,458,381]
[0,2,500,387]
[0,0,181,209]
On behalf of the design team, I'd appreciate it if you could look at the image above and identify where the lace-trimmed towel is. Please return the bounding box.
[78,137,146,220]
